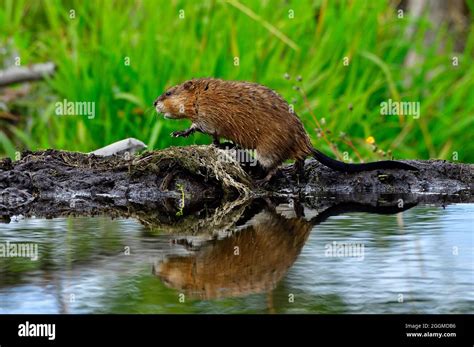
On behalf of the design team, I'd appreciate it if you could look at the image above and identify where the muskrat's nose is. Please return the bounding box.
[153,100,158,107]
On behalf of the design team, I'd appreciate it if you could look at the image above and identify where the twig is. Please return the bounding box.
[298,86,343,160]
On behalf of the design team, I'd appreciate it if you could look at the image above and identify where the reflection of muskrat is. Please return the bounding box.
[154,78,418,183]
[153,208,312,299]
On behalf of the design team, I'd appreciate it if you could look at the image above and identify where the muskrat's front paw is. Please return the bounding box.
[171,131,186,138]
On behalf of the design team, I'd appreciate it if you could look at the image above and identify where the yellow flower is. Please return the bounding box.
[366,136,375,144]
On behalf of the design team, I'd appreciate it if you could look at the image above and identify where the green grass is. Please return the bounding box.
[0,0,473,162]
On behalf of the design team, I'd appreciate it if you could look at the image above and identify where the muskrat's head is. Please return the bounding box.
[153,80,198,120]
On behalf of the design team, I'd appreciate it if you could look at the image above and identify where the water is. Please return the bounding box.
[0,203,472,314]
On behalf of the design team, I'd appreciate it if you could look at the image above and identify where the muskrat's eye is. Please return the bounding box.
[165,91,172,97]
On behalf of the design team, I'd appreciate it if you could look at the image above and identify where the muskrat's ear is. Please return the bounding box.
[183,80,194,90]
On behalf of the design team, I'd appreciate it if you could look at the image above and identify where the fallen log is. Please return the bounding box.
[0,62,55,87]
[0,146,472,222]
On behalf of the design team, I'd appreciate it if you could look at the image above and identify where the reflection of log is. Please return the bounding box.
[0,146,472,220]
[152,197,418,299]
[0,62,55,87]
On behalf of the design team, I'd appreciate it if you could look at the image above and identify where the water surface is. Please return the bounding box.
[0,203,472,314]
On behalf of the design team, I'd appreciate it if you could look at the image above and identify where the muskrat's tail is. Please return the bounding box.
[310,148,418,172]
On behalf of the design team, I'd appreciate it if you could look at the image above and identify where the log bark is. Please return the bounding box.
[0,146,472,224]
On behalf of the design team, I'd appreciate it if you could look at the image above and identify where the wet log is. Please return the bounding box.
[0,146,472,221]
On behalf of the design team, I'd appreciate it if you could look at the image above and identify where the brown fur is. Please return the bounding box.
[154,78,313,170]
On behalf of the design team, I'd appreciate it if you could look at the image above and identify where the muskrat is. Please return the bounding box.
[153,78,418,183]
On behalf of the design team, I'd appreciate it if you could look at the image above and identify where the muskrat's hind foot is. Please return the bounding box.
[244,162,265,178]
[254,167,279,188]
